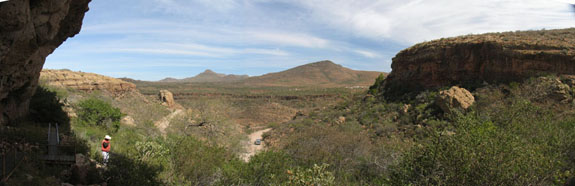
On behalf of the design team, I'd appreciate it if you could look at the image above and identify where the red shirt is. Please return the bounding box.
[101,139,111,152]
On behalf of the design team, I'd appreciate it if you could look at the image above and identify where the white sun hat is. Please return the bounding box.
[105,135,112,140]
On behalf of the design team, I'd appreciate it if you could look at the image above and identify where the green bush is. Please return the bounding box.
[77,98,123,132]
[389,100,575,185]
[286,164,335,186]
[368,73,386,95]
[241,151,295,185]
[135,139,170,167]
[169,136,242,185]
[105,153,162,186]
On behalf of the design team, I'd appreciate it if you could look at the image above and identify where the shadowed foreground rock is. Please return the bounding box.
[381,28,575,99]
[0,0,91,125]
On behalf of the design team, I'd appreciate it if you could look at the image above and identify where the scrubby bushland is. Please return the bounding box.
[76,98,123,132]
[266,75,575,185]
[104,153,162,186]
[169,135,242,185]
[389,100,575,185]
[25,74,575,185]
[239,150,296,185]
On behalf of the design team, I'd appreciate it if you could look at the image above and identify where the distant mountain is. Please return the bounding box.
[159,70,249,83]
[243,60,385,87]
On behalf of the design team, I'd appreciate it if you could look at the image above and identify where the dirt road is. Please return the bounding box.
[241,128,272,162]
[154,109,184,134]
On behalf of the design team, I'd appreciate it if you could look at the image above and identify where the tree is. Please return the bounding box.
[77,98,123,132]
[368,73,386,95]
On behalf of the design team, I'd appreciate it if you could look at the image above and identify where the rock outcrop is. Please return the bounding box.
[40,69,136,96]
[436,86,475,114]
[159,90,175,108]
[121,115,135,126]
[522,76,574,103]
[0,0,91,125]
[381,28,575,98]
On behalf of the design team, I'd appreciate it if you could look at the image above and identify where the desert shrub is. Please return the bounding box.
[389,100,575,185]
[169,136,242,185]
[105,153,162,186]
[280,125,375,182]
[135,139,170,167]
[286,164,335,186]
[77,98,123,133]
[368,73,386,95]
[240,150,296,185]
[112,95,170,126]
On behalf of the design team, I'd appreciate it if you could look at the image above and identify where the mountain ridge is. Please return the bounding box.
[159,69,249,83]
[242,60,385,87]
[155,60,384,87]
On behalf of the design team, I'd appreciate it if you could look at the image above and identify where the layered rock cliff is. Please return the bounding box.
[40,69,136,95]
[381,28,575,99]
[0,0,91,125]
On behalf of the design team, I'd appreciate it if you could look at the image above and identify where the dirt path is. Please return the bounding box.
[241,128,272,162]
[154,109,184,134]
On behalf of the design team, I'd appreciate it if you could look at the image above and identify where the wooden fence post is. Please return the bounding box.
[2,153,5,180]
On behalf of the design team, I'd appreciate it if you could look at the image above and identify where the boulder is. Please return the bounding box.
[292,111,305,120]
[121,115,135,126]
[529,77,572,103]
[159,90,175,108]
[336,116,346,124]
[71,153,91,184]
[0,0,92,125]
[401,104,411,114]
[436,86,475,114]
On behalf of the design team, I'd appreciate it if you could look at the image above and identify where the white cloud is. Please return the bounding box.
[131,0,575,47]
[243,48,289,56]
[287,0,575,44]
[354,50,380,58]
[249,32,330,48]
[114,48,219,57]
[83,19,331,49]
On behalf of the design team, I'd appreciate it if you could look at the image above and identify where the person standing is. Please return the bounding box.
[102,135,111,165]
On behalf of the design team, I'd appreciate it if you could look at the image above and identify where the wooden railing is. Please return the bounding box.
[43,123,76,164]
[0,149,25,183]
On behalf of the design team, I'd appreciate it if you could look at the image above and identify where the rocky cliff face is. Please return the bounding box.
[381,28,575,98]
[0,0,91,125]
[40,70,136,95]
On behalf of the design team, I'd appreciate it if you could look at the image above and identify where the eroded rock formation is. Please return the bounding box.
[40,69,136,96]
[159,89,176,108]
[0,0,91,125]
[436,86,475,114]
[381,28,575,99]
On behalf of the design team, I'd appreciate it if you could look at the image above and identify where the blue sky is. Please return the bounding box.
[44,0,575,81]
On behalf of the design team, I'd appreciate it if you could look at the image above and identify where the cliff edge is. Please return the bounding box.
[40,69,136,96]
[381,28,575,99]
[0,0,91,125]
